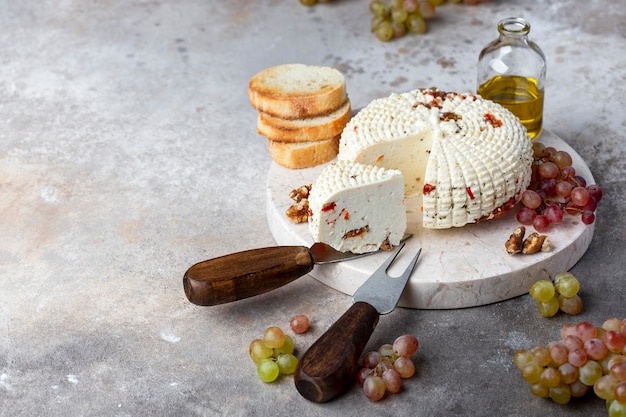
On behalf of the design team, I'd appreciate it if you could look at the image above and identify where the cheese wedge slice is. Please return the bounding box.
[308,161,406,254]
[339,89,533,229]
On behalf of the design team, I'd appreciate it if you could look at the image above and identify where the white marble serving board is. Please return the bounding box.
[265,131,595,309]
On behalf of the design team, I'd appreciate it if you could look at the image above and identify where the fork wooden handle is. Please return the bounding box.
[182,246,314,306]
[294,302,379,402]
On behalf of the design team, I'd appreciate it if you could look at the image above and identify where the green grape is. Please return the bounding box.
[257,358,280,382]
[549,382,571,405]
[300,0,317,5]
[529,382,549,398]
[513,349,534,370]
[594,374,617,400]
[392,21,407,38]
[369,0,389,16]
[537,295,560,318]
[371,15,387,32]
[529,279,556,302]
[539,366,561,388]
[374,20,395,41]
[391,7,408,23]
[554,272,580,298]
[608,398,626,417]
[579,360,603,386]
[417,0,435,18]
[263,326,285,349]
[532,346,551,367]
[388,0,403,8]
[249,339,273,364]
[406,13,427,34]
[378,343,396,361]
[273,334,294,356]
[363,376,386,401]
[276,353,299,375]
[521,363,542,384]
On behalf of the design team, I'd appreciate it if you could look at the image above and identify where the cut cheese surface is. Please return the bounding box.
[308,161,406,254]
[339,89,533,229]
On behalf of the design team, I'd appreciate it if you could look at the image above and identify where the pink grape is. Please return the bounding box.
[544,205,564,224]
[516,207,537,225]
[290,314,310,334]
[382,368,402,393]
[581,211,595,225]
[587,184,603,202]
[583,338,608,360]
[574,176,587,188]
[393,357,415,378]
[357,367,374,385]
[533,215,550,232]
[362,351,382,369]
[555,180,573,197]
[571,186,591,206]
[615,381,626,403]
[559,165,576,180]
[537,161,559,179]
[363,376,386,401]
[552,151,573,169]
[568,348,587,367]
[563,334,584,352]
[576,321,598,341]
[521,190,542,209]
[393,334,419,358]
[604,330,626,353]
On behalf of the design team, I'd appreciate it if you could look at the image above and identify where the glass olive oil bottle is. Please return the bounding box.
[478,17,546,139]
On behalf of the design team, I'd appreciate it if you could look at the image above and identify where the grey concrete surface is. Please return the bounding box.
[1,1,625,416]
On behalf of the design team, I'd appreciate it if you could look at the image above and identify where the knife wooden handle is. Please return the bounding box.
[183,246,314,306]
[294,301,379,402]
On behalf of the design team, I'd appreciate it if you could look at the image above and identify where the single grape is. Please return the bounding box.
[555,180,573,198]
[533,214,551,232]
[609,396,626,416]
[561,323,578,339]
[529,382,550,398]
[375,20,395,41]
[558,362,579,384]
[521,363,542,384]
[574,175,587,188]
[257,358,280,382]
[371,14,388,31]
[382,368,402,393]
[595,374,617,400]
[391,7,408,23]
[363,376,386,401]
[403,0,419,12]
[554,272,580,298]
[521,190,542,209]
[558,294,583,315]
[516,206,537,225]
[273,334,294,356]
[571,186,591,206]
[614,381,626,404]
[263,326,285,349]
[549,382,571,405]
[569,379,590,398]
[250,339,274,364]
[537,178,557,196]
[406,13,427,33]
[530,280,555,302]
[393,334,419,358]
[544,204,564,224]
[537,161,559,179]
[548,341,569,366]
[611,363,626,383]
[579,360,603,386]
[532,141,546,158]
[564,334,584,352]
[576,321,599,341]
[568,347,587,367]
[276,353,299,375]
[584,338,608,361]
[391,21,407,37]
[378,343,396,360]
[581,196,598,212]
[581,210,595,225]
[357,367,374,385]
[513,349,534,369]
[587,184,603,202]
[532,345,551,367]
[552,151,573,169]
[394,356,415,378]
[369,0,389,16]
[290,314,310,334]
[362,351,382,369]
[537,295,560,317]
[604,318,624,332]
[417,0,435,18]
[540,366,561,388]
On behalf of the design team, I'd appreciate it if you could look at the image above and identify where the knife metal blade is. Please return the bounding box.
[183,234,412,306]
[294,243,422,403]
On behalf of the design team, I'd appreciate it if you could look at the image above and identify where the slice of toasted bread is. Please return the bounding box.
[267,136,339,169]
[257,100,351,143]
[249,64,347,119]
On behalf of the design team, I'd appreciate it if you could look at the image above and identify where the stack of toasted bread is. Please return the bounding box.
[248,64,351,169]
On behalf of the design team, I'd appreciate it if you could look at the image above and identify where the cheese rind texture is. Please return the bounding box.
[308,161,406,254]
[339,89,533,229]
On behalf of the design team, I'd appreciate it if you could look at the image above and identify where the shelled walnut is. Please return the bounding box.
[286,184,311,224]
[505,226,551,255]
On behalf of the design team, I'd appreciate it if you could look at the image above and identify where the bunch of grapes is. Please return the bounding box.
[513,319,626,416]
[369,0,439,41]
[356,334,419,401]
[249,326,299,382]
[517,142,603,232]
[529,272,582,317]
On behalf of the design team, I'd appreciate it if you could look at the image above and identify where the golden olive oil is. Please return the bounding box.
[478,75,544,139]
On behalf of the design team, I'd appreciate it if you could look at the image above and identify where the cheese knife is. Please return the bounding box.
[294,243,422,403]
[183,234,412,306]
